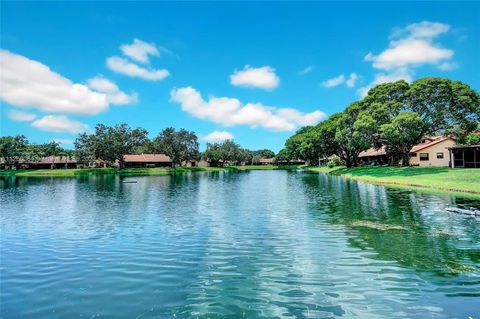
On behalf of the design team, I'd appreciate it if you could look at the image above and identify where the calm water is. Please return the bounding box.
[1,171,479,319]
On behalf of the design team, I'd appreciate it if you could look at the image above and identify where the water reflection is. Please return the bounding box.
[1,171,479,319]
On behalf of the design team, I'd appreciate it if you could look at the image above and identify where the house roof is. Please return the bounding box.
[448,144,480,150]
[358,146,386,158]
[123,154,172,163]
[359,136,455,158]
[410,136,455,153]
[23,156,77,164]
[259,157,274,163]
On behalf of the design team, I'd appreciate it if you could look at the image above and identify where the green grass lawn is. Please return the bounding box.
[305,166,480,194]
[0,165,296,177]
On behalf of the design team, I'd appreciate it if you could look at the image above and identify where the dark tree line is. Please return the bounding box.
[282,78,480,167]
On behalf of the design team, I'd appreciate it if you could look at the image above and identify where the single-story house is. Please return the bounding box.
[259,158,274,165]
[448,145,480,168]
[123,154,173,167]
[358,146,389,165]
[23,156,78,169]
[358,136,456,167]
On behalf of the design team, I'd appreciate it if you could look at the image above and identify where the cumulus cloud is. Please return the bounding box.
[230,65,280,90]
[203,131,234,143]
[53,138,74,146]
[346,73,359,88]
[7,110,36,122]
[120,38,160,64]
[359,21,454,97]
[0,50,109,115]
[106,56,169,81]
[170,86,325,132]
[322,73,359,88]
[321,74,345,88]
[87,76,138,105]
[31,115,89,134]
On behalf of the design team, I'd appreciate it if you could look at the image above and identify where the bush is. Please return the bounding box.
[327,156,343,168]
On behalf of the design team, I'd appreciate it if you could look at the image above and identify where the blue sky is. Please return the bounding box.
[1,2,479,152]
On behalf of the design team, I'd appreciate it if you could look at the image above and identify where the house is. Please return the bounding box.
[358,146,388,165]
[409,136,456,166]
[123,154,173,167]
[259,158,274,165]
[358,136,456,167]
[24,156,78,169]
[448,145,480,168]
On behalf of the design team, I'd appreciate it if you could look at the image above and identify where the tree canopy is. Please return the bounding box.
[283,77,480,167]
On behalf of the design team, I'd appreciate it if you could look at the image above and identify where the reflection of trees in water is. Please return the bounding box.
[300,174,480,278]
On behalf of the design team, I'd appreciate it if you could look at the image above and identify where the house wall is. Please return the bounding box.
[409,139,456,167]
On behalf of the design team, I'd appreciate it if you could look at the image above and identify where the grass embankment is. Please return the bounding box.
[305,166,480,194]
[0,165,298,177]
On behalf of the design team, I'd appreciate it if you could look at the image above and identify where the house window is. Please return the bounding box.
[436,152,444,159]
[419,153,429,161]
[409,152,417,157]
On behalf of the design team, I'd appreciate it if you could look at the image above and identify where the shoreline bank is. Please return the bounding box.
[305,166,480,195]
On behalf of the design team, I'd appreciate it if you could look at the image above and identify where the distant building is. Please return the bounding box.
[259,158,274,165]
[123,154,173,167]
[122,154,197,167]
[23,156,78,169]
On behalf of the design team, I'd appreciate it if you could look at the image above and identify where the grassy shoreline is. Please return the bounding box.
[2,165,479,196]
[0,165,301,177]
[305,166,480,195]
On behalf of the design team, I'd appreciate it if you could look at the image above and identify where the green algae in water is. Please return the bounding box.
[349,220,406,231]
[446,261,477,275]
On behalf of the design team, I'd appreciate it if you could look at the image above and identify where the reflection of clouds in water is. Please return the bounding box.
[2,172,479,318]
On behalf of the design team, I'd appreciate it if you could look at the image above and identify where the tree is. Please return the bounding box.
[203,140,242,166]
[0,135,28,167]
[152,127,199,168]
[380,112,426,166]
[407,78,480,135]
[74,123,148,167]
[253,149,275,158]
[334,102,371,167]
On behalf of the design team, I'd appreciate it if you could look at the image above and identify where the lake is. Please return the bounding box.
[1,170,479,319]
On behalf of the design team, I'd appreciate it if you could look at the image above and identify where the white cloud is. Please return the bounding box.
[299,65,314,75]
[365,38,453,70]
[53,138,74,146]
[321,74,345,88]
[346,73,359,88]
[120,38,159,64]
[230,65,280,90]
[87,76,138,105]
[0,50,109,115]
[7,110,36,122]
[170,86,326,132]
[365,21,453,71]
[203,131,234,143]
[31,115,89,134]
[360,21,454,97]
[106,56,170,81]
[437,61,458,71]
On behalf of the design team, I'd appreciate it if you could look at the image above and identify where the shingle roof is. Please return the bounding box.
[123,154,172,163]
[358,146,386,158]
[23,156,77,164]
[410,136,454,153]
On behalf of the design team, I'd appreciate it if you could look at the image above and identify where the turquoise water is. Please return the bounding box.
[1,171,479,318]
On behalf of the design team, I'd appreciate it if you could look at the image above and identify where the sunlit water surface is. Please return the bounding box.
[1,171,479,319]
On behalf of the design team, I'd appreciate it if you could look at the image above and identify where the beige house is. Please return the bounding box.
[409,136,456,167]
[358,136,457,167]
